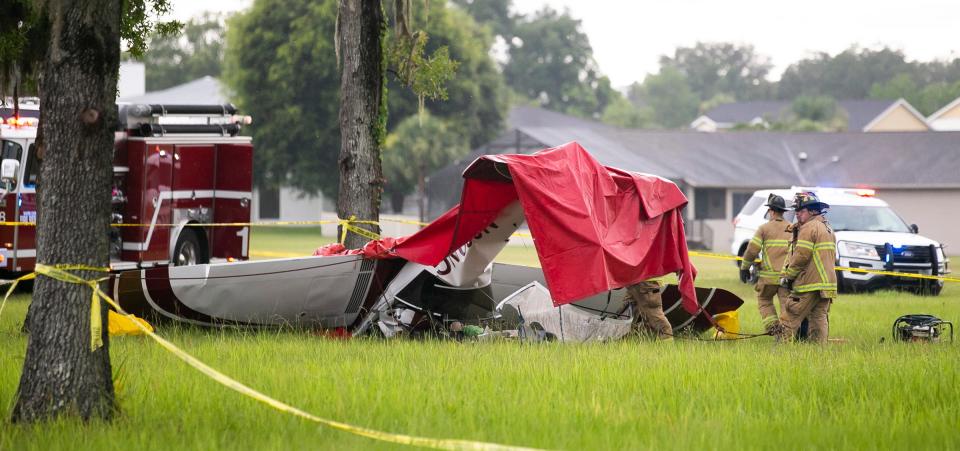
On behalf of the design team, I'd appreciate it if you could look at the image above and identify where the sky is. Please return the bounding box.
[172,0,960,87]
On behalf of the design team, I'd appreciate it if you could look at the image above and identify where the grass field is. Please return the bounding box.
[1,227,958,450]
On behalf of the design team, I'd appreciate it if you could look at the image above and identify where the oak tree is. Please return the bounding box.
[1,0,178,423]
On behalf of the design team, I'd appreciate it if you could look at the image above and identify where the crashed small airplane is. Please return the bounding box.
[113,142,743,341]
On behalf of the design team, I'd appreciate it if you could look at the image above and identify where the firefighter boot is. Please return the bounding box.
[779,292,830,343]
[626,282,673,340]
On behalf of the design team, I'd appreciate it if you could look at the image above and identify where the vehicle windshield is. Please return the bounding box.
[1,139,23,161]
[827,205,911,233]
[737,195,764,216]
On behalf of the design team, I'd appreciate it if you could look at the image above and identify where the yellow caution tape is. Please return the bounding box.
[0,246,950,446]
[831,266,960,283]
[688,250,749,262]
[250,232,952,283]
[249,250,307,258]
[0,220,344,227]
[0,221,38,226]
[127,220,338,227]
[380,218,430,227]
[1,265,111,351]
[0,216,434,229]
[0,219,386,228]
[2,214,949,284]
[2,263,540,450]
[337,215,381,244]
[688,250,959,283]
[0,217,508,231]
[0,272,33,327]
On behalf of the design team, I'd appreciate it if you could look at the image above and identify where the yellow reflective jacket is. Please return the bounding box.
[782,215,837,297]
[740,217,792,285]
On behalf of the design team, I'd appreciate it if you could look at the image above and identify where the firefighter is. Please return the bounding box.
[738,194,792,334]
[624,278,672,340]
[778,191,837,343]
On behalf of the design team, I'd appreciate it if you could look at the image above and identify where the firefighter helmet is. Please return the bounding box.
[794,191,829,213]
[764,193,789,212]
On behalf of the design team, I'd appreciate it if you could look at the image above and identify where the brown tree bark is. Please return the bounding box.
[12,0,119,422]
[336,0,384,249]
[417,164,425,224]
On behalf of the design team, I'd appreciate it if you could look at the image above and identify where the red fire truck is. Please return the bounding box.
[0,102,253,275]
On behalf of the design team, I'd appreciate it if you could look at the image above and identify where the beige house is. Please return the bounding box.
[432,106,960,252]
[859,99,930,132]
[927,96,960,131]
[691,98,930,132]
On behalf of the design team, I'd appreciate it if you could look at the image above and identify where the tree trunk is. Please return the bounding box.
[336,0,384,249]
[389,190,405,214]
[417,165,425,224]
[12,0,120,423]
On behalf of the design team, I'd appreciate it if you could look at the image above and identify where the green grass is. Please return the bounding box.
[248,226,332,258]
[1,227,959,450]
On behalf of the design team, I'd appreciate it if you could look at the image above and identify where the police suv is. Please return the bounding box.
[731,187,949,295]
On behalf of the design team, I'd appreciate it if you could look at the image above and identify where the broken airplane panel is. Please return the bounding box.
[111,258,742,336]
[110,141,745,336]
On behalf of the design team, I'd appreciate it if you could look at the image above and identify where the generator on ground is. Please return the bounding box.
[892,314,953,342]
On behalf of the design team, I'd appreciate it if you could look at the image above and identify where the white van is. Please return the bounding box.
[731,187,949,295]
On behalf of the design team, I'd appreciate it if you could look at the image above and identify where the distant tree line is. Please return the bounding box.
[142,12,226,92]
[137,0,960,204]
[139,1,502,210]
[453,3,960,129]
[610,44,960,130]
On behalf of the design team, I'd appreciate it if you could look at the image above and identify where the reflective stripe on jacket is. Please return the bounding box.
[740,218,792,285]
[782,215,837,297]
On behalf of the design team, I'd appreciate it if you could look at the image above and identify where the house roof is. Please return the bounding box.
[699,99,901,131]
[506,106,679,177]
[606,129,960,189]
[699,101,791,125]
[928,95,960,121]
[840,99,908,131]
[119,76,229,105]
[428,106,960,214]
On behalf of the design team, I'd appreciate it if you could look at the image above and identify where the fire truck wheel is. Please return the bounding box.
[173,229,207,266]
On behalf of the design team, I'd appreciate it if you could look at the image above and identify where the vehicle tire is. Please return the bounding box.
[173,229,208,266]
[836,270,848,293]
[109,229,122,260]
[836,270,858,294]
[735,243,747,267]
[930,283,943,296]
[920,280,943,297]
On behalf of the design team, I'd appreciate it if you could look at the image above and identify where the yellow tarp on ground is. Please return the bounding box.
[108,310,153,335]
[703,310,740,340]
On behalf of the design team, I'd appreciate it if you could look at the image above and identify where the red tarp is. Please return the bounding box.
[324,142,701,314]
